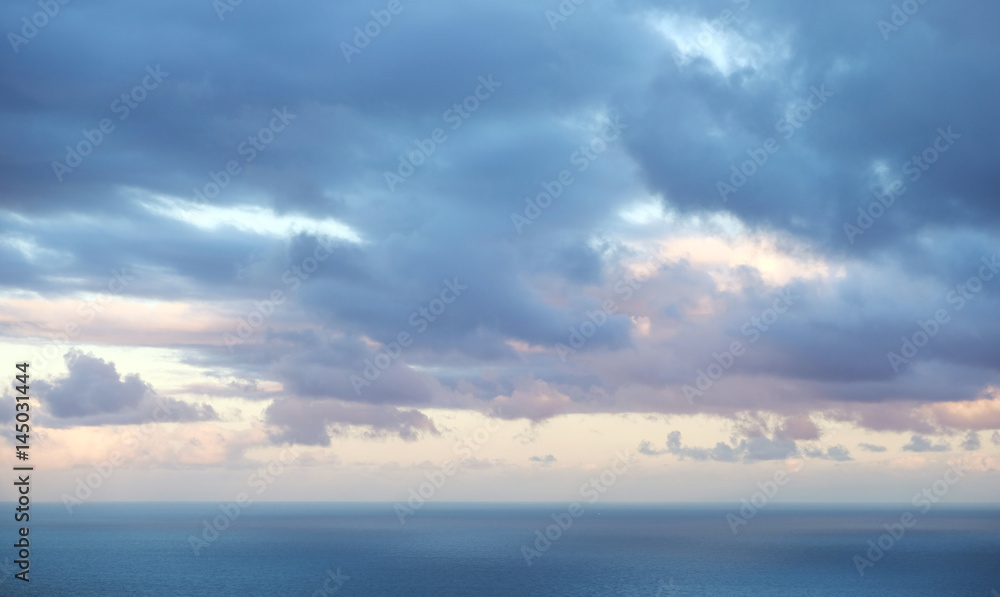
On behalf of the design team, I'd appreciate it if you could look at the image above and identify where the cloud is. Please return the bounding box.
[264,397,438,445]
[639,431,795,463]
[960,431,981,451]
[740,435,800,462]
[490,380,576,421]
[857,443,888,453]
[803,445,853,461]
[776,415,820,441]
[902,435,951,453]
[993,431,1000,446]
[34,350,216,425]
[529,454,556,464]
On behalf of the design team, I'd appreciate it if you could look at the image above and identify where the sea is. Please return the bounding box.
[1,503,998,596]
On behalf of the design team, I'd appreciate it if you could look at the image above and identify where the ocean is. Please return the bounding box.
[2,503,998,596]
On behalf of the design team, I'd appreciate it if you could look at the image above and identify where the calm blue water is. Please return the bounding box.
[0,503,998,596]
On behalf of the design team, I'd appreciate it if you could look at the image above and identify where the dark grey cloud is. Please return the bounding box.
[627,1,1000,250]
[639,430,795,463]
[857,442,887,453]
[739,435,800,462]
[776,415,820,441]
[265,397,438,446]
[529,454,556,464]
[803,445,852,462]
[902,434,950,453]
[34,350,216,425]
[959,431,980,451]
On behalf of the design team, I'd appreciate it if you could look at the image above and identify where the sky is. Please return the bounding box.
[1,0,999,505]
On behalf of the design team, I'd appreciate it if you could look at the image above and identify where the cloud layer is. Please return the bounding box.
[1,0,999,451]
